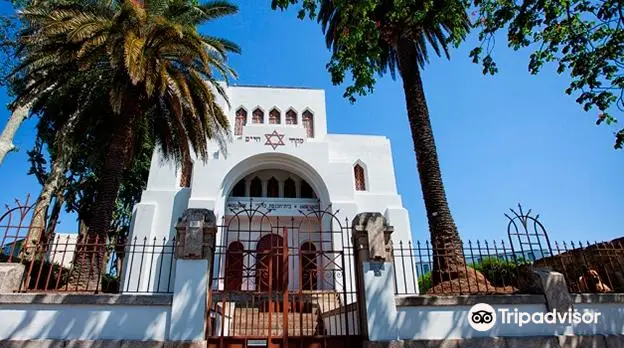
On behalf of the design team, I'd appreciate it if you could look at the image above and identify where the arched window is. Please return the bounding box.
[225,242,244,291]
[232,179,246,197]
[269,109,280,124]
[234,108,247,136]
[267,177,279,198]
[256,234,286,292]
[300,242,317,291]
[252,108,264,124]
[354,164,366,191]
[302,110,314,138]
[284,178,296,198]
[286,110,297,125]
[300,180,315,199]
[250,177,262,197]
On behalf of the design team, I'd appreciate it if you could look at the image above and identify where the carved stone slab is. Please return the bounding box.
[534,268,573,312]
[175,209,216,260]
[352,212,394,262]
[0,263,25,293]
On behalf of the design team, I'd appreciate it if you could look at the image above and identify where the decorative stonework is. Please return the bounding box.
[0,263,24,293]
[174,209,216,259]
[264,130,285,150]
[352,212,394,262]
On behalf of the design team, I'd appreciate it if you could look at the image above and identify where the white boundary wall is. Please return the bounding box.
[0,295,172,341]
[361,261,624,341]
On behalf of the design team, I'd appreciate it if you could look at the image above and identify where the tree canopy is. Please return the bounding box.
[472,0,624,148]
[271,0,470,102]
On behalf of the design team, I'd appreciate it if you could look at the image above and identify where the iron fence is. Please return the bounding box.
[393,239,624,295]
[0,233,176,294]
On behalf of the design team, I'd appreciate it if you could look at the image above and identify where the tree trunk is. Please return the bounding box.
[0,103,31,166]
[179,153,193,187]
[69,109,137,292]
[396,37,466,285]
[45,192,65,238]
[22,108,80,261]
[21,159,68,261]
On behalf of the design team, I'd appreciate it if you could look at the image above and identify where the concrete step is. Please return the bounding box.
[232,308,321,336]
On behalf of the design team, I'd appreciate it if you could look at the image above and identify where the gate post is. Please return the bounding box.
[352,213,395,343]
[169,208,216,342]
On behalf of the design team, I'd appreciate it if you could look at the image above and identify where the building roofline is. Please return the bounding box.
[229,83,323,91]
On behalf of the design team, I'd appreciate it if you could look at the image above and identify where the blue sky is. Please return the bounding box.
[0,1,622,244]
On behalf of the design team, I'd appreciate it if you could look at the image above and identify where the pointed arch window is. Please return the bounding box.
[354,164,366,191]
[300,242,318,290]
[267,177,279,198]
[284,178,296,198]
[300,180,315,199]
[286,110,297,125]
[302,110,314,138]
[234,108,247,136]
[225,242,244,291]
[252,108,264,124]
[232,179,246,197]
[250,177,262,197]
[269,109,281,124]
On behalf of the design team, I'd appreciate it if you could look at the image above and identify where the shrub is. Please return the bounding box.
[418,272,432,293]
[101,273,120,293]
[472,257,530,287]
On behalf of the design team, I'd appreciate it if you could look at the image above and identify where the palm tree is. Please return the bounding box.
[314,1,471,285]
[12,0,239,289]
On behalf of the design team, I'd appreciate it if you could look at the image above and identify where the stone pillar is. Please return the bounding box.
[352,213,395,341]
[169,209,216,342]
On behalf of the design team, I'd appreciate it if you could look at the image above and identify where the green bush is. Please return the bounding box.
[101,273,120,293]
[472,257,530,287]
[415,257,531,292]
[418,272,432,293]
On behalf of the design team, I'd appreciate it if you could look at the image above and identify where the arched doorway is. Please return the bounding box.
[225,241,244,291]
[256,234,286,292]
[300,242,317,290]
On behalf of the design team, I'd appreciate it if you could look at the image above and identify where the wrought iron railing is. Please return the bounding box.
[0,233,176,294]
[392,238,624,295]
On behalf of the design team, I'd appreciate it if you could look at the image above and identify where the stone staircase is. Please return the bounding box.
[229,291,342,337]
[232,308,318,336]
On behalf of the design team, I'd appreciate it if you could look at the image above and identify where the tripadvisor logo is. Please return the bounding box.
[468,303,496,331]
[468,303,602,332]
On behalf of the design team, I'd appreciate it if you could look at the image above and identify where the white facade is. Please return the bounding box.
[126,85,415,294]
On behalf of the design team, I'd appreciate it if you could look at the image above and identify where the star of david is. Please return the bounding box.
[264,130,285,150]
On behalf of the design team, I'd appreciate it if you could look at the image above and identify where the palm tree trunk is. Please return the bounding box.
[70,109,137,291]
[396,37,466,285]
[179,155,192,187]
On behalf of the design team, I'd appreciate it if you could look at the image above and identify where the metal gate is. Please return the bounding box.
[206,203,361,348]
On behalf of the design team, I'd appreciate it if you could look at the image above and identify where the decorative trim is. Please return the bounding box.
[395,294,547,307]
[572,293,624,304]
[0,293,173,306]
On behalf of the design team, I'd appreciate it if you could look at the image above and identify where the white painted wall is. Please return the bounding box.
[0,304,170,340]
[361,261,624,341]
[46,233,78,269]
[322,308,360,336]
[129,85,415,295]
[169,259,208,341]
